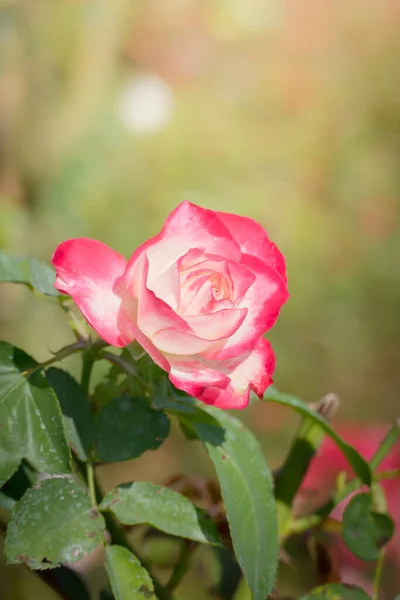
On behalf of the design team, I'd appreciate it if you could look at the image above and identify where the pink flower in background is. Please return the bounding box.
[299,424,400,590]
[52,201,288,409]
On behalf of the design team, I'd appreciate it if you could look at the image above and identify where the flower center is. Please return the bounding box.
[210,273,231,301]
[177,255,234,316]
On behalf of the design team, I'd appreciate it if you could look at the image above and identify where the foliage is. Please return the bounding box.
[0,254,399,600]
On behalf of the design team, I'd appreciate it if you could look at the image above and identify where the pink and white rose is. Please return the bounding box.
[52,201,288,409]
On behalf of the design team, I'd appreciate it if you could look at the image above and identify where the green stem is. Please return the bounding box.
[370,421,400,471]
[25,338,109,377]
[86,463,96,507]
[375,469,400,481]
[81,349,95,396]
[80,349,97,509]
[100,350,146,386]
[165,540,196,592]
[25,341,85,375]
[373,549,385,600]
[68,342,173,599]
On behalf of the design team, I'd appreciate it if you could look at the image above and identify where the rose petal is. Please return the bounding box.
[52,238,134,347]
[178,273,214,315]
[216,210,288,284]
[125,253,193,339]
[125,201,241,295]
[200,337,275,409]
[178,247,206,271]
[169,359,230,398]
[178,251,254,314]
[152,329,217,355]
[147,261,181,311]
[225,261,255,304]
[185,307,247,340]
[208,253,289,359]
[130,325,171,373]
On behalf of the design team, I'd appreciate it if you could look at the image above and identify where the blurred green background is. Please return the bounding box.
[0,1,399,598]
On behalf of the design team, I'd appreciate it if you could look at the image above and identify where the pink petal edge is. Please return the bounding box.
[52,238,134,347]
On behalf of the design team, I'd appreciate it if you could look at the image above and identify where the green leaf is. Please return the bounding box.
[263,389,372,485]
[105,545,156,600]
[274,403,329,536]
[300,583,371,599]
[0,490,15,511]
[0,342,71,486]
[0,251,61,296]
[342,492,394,561]
[101,482,220,545]
[6,477,106,569]
[46,368,92,462]
[94,396,170,463]
[178,399,278,600]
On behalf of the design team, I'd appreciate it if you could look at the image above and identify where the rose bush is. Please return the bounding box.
[298,424,400,592]
[52,201,288,409]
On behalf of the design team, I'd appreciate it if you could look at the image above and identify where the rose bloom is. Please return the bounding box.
[297,424,400,592]
[52,201,288,409]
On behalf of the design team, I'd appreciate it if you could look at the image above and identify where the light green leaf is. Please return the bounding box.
[46,368,93,462]
[300,583,371,599]
[342,492,394,561]
[0,251,61,296]
[178,399,278,600]
[101,482,220,545]
[105,545,156,600]
[0,342,71,486]
[264,388,372,485]
[6,477,106,569]
[94,396,170,463]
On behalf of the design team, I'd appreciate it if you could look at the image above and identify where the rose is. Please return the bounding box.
[52,201,288,409]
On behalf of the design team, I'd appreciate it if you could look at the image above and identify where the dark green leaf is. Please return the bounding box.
[105,545,156,599]
[101,482,220,545]
[135,351,165,385]
[300,583,371,599]
[93,362,127,409]
[342,492,394,561]
[263,389,372,485]
[0,342,71,485]
[0,251,61,296]
[153,388,198,414]
[6,477,105,569]
[178,399,278,600]
[46,368,92,462]
[94,396,169,463]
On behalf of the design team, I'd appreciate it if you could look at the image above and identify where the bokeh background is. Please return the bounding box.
[0,1,399,598]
